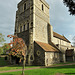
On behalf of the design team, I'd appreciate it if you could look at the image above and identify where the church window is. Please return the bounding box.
[30,55,33,60]
[27,23,29,30]
[23,25,25,31]
[31,22,33,28]
[31,22,33,25]
[37,51,40,56]
[42,4,44,11]
[20,26,22,32]
[24,3,26,11]
[26,55,29,64]
[31,7,33,10]
[56,44,59,47]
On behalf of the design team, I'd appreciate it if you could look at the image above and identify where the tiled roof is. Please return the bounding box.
[53,32,71,43]
[35,41,59,52]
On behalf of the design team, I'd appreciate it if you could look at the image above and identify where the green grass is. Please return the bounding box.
[0,62,73,71]
[54,62,75,66]
[0,65,39,71]
[0,64,75,75]
[0,57,75,75]
[0,57,39,71]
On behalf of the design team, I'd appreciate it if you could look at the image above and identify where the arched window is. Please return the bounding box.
[31,7,33,10]
[24,3,26,11]
[30,55,33,60]
[23,25,25,31]
[26,55,29,64]
[20,26,22,32]
[27,23,29,30]
[31,22,33,28]
[42,4,44,11]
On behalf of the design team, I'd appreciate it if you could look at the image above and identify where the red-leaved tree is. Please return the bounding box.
[7,35,27,75]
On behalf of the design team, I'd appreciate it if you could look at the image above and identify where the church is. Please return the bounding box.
[14,0,75,66]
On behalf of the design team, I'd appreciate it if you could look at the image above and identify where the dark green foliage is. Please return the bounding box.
[63,0,75,15]
[0,57,9,66]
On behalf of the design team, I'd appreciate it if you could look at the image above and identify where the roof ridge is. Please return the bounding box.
[63,35,70,41]
[35,41,59,52]
[53,32,71,43]
[53,31,63,37]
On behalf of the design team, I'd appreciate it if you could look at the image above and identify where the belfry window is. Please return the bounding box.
[31,22,33,28]
[24,3,26,11]
[20,26,22,32]
[31,7,33,10]
[42,4,44,11]
[23,25,25,31]
[27,23,29,30]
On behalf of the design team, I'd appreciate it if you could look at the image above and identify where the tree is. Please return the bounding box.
[0,33,5,45]
[0,33,5,54]
[0,47,3,55]
[2,43,10,54]
[63,0,75,15]
[7,35,27,75]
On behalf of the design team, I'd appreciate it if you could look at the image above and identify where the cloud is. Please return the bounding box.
[0,0,75,44]
[0,0,21,44]
[46,0,75,41]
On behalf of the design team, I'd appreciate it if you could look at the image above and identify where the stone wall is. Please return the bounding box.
[18,0,33,14]
[34,42,45,66]
[15,0,33,34]
[17,31,29,47]
[34,0,49,16]
[48,24,53,43]
[35,15,48,43]
[52,37,71,48]
[45,52,60,66]
[34,0,50,43]
[52,37,72,62]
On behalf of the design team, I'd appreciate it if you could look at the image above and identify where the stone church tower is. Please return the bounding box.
[14,0,53,65]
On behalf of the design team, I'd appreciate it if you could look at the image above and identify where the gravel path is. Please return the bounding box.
[0,63,75,73]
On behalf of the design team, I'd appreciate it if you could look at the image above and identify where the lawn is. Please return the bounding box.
[0,64,75,75]
[0,57,39,71]
[0,57,75,75]
[0,65,39,71]
[0,62,74,71]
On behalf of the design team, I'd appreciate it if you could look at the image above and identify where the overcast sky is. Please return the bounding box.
[0,0,75,44]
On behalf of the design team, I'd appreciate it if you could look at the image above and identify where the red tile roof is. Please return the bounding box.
[53,32,71,43]
[35,41,59,52]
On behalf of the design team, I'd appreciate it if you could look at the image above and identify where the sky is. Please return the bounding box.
[0,0,75,45]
